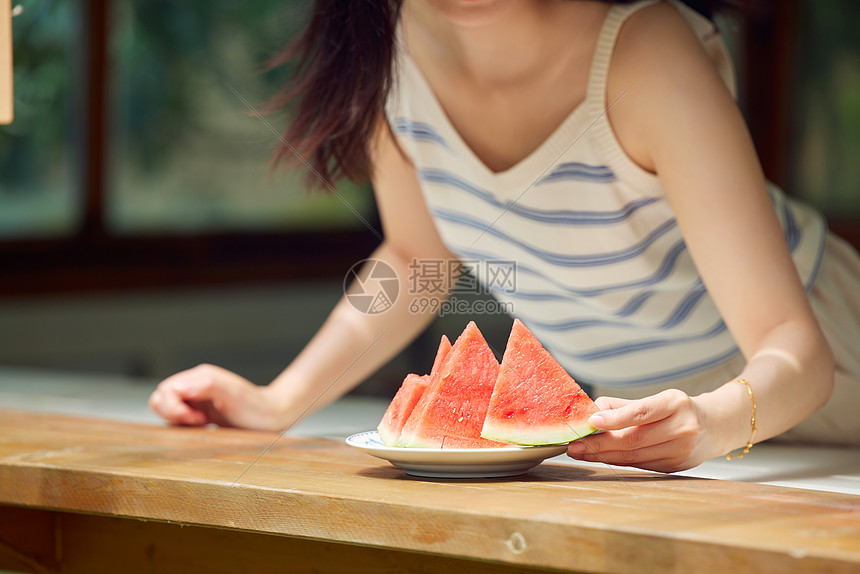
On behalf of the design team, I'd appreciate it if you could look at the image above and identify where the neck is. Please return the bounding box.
[403,1,605,90]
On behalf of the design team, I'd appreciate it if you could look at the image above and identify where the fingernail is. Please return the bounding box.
[568,442,586,453]
[590,413,605,428]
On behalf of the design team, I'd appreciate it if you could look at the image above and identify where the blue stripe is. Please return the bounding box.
[577,346,741,388]
[554,161,615,174]
[782,198,800,252]
[451,242,690,297]
[617,290,656,317]
[536,162,617,185]
[803,213,827,291]
[514,284,706,333]
[553,319,729,362]
[522,316,631,332]
[485,285,656,318]
[769,186,802,253]
[659,285,708,328]
[393,118,450,148]
[421,168,657,226]
[772,190,826,292]
[485,287,578,303]
[433,208,678,267]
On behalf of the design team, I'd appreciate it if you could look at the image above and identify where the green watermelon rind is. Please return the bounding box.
[481,421,599,446]
[396,434,509,449]
[378,424,397,447]
[396,437,433,448]
[397,427,442,448]
[379,422,412,447]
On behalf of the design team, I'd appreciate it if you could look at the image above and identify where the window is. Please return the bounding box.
[787,0,860,218]
[0,0,81,239]
[0,0,378,297]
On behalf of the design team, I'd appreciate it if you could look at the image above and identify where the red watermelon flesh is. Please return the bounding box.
[481,319,599,446]
[429,335,452,378]
[377,373,431,446]
[399,322,508,448]
[377,336,453,446]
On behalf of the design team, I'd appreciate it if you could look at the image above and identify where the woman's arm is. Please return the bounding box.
[568,3,834,472]
[149,117,459,430]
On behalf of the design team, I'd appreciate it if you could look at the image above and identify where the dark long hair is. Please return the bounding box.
[268,0,738,188]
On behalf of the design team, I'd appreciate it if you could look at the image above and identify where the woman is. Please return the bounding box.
[149,0,860,472]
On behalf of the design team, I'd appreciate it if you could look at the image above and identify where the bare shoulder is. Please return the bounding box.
[607,2,734,173]
[612,1,715,75]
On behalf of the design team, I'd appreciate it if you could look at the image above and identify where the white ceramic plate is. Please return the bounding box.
[346,430,568,478]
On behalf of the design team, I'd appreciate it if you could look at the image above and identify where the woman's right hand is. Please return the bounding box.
[148,364,288,431]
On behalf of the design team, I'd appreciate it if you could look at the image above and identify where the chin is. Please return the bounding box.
[425,0,517,27]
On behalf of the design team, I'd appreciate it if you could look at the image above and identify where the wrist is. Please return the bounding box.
[259,383,303,431]
[694,380,755,457]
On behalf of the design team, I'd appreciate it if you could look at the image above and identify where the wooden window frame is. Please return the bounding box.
[0,0,379,298]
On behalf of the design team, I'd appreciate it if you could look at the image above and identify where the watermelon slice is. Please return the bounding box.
[377,335,452,446]
[429,335,452,378]
[377,373,431,446]
[481,319,599,446]
[399,322,507,448]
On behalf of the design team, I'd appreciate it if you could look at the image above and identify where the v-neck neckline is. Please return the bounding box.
[395,5,617,191]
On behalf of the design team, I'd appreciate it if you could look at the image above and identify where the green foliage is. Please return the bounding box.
[0,0,76,188]
[111,0,307,168]
[790,0,860,214]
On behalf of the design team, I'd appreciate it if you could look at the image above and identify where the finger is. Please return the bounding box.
[572,450,692,473]
[568,439,680,468]
[148,387,171,417]
[158,386,208,426]
[589,389,688,431]
[642,458,696,474]
[569,422,669,454]
[574,409,700,453]
[170,365,234,404]
[187,399,233,427]
[592,396,631,411]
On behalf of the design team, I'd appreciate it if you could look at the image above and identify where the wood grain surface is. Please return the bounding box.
[1,408,859,573]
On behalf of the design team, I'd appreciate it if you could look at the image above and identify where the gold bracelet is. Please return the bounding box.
[726,378,757,460]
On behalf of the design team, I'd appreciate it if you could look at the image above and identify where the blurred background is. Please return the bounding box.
[0,0,858,405]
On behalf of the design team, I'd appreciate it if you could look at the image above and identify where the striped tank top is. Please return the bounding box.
[385,0,827,389]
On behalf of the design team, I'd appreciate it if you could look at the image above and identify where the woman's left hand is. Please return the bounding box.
[566,389,720,473]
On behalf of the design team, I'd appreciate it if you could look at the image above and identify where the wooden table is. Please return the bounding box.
[1,408,859,573]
